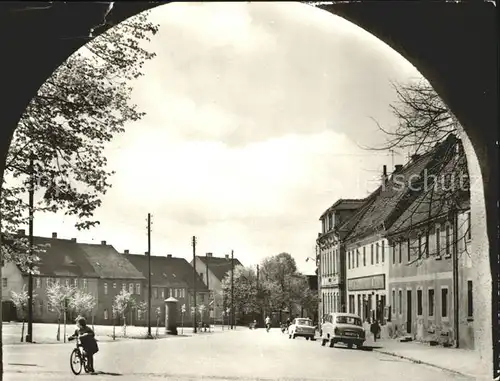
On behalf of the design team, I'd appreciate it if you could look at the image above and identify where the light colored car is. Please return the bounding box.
[320,312,365,349]
[288,318,316,340]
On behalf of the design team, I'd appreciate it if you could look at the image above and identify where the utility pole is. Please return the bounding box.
[230,250,234,330]
[192,236,197,333]
[205,253,210,330]
[26,154,34,343]
[146,213,153,339]
[452,208,460,348]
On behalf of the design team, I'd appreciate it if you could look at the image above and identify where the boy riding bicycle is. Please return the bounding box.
[68,316,98,373]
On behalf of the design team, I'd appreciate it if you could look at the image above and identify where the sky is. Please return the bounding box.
[26,2,423,274]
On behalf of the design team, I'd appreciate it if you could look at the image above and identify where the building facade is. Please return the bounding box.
[192,253,242,324]
[317,199,365,319]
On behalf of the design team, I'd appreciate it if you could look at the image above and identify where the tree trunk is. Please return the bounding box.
[21,320,25,342]
[63,309,67,343]
[156,316,159,337]
[122,315,126,337]
[112,322,116,340]
[56,317,60,341]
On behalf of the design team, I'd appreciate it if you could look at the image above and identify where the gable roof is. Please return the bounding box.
[344,135,459,243]
[123,253,208,291]
[78,243,145,280]
[28,236,100,278]
[319,198,367,220]
[196,255,243,282]
[387,137,468,236]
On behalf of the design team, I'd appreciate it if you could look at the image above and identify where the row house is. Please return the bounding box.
[192,253,243,324]
[317,199,365,319]
[123,252,210,326]
[343,137,457,327]
[386,136,474,349]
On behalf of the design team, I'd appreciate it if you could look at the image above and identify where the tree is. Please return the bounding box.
[366,80,470,265]
[46,282,75,342]
[221,265,259,325]
[112,290,136,338]
[69,289,96,329]
[1,10,159,268]
[10,285,35,342]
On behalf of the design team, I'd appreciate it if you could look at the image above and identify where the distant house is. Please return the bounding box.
[122,252,209,326]
[191,253,242,323]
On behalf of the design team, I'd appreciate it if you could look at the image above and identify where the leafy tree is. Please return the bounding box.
[68,289,96,329]
[112,290,136,338]
[1,10,159,266]
[46,282,75,342]
[221,265,259,324]
[10,285,35,342]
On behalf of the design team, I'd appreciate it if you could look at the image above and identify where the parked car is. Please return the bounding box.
[320,312,365,349]
[288,318,316,340]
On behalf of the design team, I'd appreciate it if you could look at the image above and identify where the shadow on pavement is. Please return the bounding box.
[95,371,123,376]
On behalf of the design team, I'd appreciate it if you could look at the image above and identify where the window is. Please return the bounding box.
[169,288,173,297]
[381,241,385,262]
[363,247,366,266]
[348,251,351,269]
[436,225,441,258]
[122,283,126,291]
[129,283,134,294]
[425,231,429,258]
[399,241,402,263]
[113,283,117,289]
[441,287,448,318]
[2,278,7,288]
[136,283,141,295]
[370,244,374,264]
[55,278,61,285]
[466,212,471,240]
[35,277,41,288]
[356,250,359,268]
[445,224,451,257]
[104,282,108,295]
[376,243,379,264]
[392,243,396,264]
[428,289,435,317]
[73,278,78,287]
[182,289,185,298]
[398,290,402,314]
[83,279,88,289]
[104,309,109,320]
[418,235,422,258]
[38,300,43,315]
[391,289,395,313]
[467,281,473,318]
[417,289,423,316]
[65,278,70,287]
[336,315,362,326]
[153,287,158,299]
[161,288,165,299]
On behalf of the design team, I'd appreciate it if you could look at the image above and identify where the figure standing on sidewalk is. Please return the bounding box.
[370,319,381,342]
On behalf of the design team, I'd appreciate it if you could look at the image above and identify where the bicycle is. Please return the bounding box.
[69,336,91,375]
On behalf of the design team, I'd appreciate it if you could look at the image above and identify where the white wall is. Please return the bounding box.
[1,262,24,300]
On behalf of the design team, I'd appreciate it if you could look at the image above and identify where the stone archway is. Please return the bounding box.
[0,1,497,377]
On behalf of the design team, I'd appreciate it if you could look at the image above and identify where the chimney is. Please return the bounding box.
[381,165,388,185]
[225,254,229,260]
[52,232,57,238]
[124,249,129,254]
[101,240,106,245]
[71,238,77,242]
[394,164,403,173]
[167,254,172,258]
[206,252,213,257]
[17,229,25,236]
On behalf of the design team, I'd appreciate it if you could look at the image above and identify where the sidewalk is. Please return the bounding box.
[363,334,491,380]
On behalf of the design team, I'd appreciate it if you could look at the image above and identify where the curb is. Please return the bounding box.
[373,348,490,380]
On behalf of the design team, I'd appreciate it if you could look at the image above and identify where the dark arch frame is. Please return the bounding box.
[0,1,497,377]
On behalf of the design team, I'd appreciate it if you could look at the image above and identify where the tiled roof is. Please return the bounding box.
[387,138,468,236]
[344,135,459,242]
[29,236,100,278]
[319,198,367,219]
[122,254,206,290]
[78,243,145,280]
[196,256,243,282]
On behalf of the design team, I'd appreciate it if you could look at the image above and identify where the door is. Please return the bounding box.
[406,290,412,334]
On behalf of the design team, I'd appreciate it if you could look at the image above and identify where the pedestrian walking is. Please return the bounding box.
[370,319,381,342]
